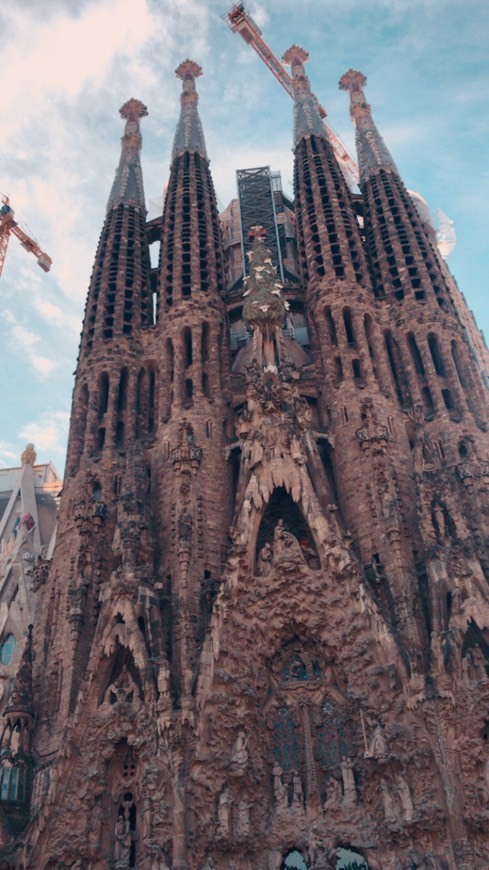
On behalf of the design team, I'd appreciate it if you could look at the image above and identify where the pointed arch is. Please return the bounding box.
[255,486,320,571]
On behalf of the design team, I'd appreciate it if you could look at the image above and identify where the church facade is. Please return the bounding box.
[1,46,489,870]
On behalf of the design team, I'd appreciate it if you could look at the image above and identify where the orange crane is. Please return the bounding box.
[223,2,360,188]
[0,195,52,279]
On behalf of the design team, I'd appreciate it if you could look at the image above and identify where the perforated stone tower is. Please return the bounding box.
[1,50,489,870]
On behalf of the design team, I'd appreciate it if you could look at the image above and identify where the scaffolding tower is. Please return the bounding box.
[237,166,285,282]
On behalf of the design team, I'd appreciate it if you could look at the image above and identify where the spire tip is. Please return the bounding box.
[119,98,148,121]
[282,45,309,67]
[339,69,367,93]
[175,59,203,81]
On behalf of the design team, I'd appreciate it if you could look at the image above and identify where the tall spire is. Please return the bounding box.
[106,98,148,212]
[171,59,208,162]
[282,45,328,147]
[339,70,398,183]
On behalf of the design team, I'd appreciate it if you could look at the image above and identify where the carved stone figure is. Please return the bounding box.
[236,799,251,836]
[273,520,305,566]
[257,542,273,576]
[381,779,399,824]
[340,759,357,806]
[114,815,131,868]
[104,665,140,707]
[365,723,389,758]
[397,774,415,822]
[217,788,232,837]
[291,770,304,808]
[323,777,342,811]
[272,763,288,810]
[231,730,249,773]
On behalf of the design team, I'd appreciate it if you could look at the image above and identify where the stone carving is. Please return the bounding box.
[236,799,251,837]
[257,543,273,576]
[272,763,288,810]
[365,723,389,758]
[104,665,140,708]
[231,730,249,774]
[381,778,399,824]
[323,777,342,811]
[217,788,232,837]
[21,443,37,466]
[291,770,304,808]
[462,645,488,687]
[340,758,357,806]
[273,519,306,567]
[114,814,132,868]
[397,774,415,822]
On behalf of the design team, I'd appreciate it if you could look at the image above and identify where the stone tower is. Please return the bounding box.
[1,49,489,870]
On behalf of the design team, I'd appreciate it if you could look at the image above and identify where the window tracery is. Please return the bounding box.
[268,641,358,809]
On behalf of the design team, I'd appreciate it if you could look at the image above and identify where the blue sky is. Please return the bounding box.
[1,0,488,474]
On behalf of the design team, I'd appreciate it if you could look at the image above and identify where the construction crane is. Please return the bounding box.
[0,195,52,279]
[223,3,456,258]
[223,2,360,189]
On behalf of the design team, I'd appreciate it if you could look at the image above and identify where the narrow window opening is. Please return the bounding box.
[183,327,193,368]
[115,421,125,448]
[407,333,425,376]
[343,308,356,347]
[97,428,106,451]
[428,333,446,377]
[325,307,338,346]
[98,373,110,420]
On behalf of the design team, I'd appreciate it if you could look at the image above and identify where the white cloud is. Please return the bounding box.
[19,411,70,465]
[1,311,57,379]
[0,442,19,468]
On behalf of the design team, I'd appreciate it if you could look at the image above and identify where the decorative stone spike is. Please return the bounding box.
[282,45,328,146]
[339,69,398,181]
[172,59,208,161]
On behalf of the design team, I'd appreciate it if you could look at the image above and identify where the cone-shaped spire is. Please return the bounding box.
[106,98,148,212]
[339,70,398,183]
[171,59,208,162]
[159,61,225,308]
[282,45,328,147]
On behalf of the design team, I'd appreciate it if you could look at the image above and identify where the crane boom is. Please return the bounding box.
[0,197,52,279]
[224,3,360,188]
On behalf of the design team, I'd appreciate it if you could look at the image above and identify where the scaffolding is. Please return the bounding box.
[237,166,285,282]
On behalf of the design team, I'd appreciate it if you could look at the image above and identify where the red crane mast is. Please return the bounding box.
[0,195,52,279]
[223,3,360,188]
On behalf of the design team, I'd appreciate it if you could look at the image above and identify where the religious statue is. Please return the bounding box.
[114,814,132,868]
[381,779,399,824]
[236,799,251,837]
[291,770,304,808]
[340,758,357,806]
[323,777,342,811]
[273,520,305,565]
[231,730,249,773]
[365,723,389,759]
[217,788,232,837]
[272,763,288,810]
[397,774,415,822]
[257,542,273,577]
[104,665,140,708]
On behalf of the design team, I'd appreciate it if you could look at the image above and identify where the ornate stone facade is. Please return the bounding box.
[1,49,489,870]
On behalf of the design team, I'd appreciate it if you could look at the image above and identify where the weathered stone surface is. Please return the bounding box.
[1,51,489,870]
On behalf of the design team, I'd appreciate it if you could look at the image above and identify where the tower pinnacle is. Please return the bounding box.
[282,45,328,147]
[171,59,208,162]
[339,69,398,182]
[106,98,148,212]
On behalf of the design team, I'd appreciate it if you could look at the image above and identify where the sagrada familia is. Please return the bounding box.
[1,42,489,870]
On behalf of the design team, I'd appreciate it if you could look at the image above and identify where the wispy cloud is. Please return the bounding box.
[0,441,19,468]
[19,411,70,470]
[1,311,57,379]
